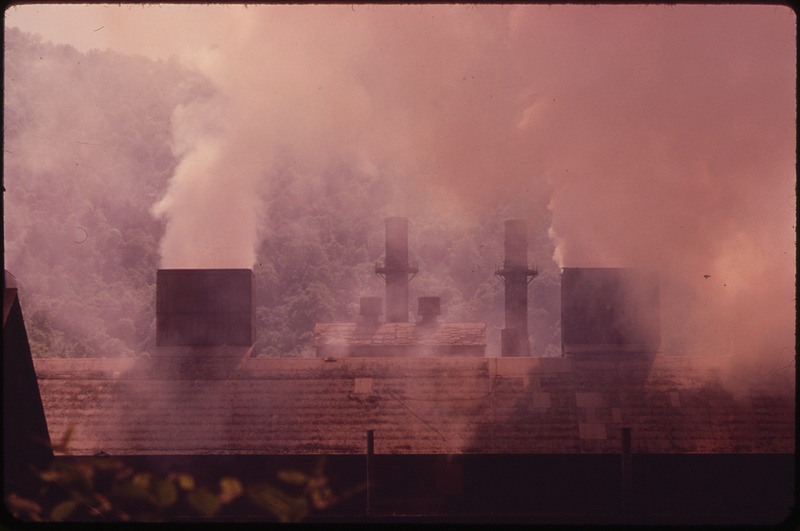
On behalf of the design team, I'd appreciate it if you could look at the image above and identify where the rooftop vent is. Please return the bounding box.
[418,296,441,324]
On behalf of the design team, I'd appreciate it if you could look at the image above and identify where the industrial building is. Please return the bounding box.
[3,218,795,524]
[314,217,487,358]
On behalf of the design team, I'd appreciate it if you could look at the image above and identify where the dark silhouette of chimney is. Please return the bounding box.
[418,296,441,325]
[156,269,255,347]
[375,217,418,323]
[495,220,538,356]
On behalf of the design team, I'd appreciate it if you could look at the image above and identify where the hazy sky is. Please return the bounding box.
[5,4,796,364]
[5,4,223,60]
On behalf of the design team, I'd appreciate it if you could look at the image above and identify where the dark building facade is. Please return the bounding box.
[156,269,255,347]
[561,267,661,354]
[3,271,53,496]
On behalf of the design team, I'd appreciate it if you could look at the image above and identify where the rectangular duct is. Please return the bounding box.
[561,267,660,355]
[156,269,255,347]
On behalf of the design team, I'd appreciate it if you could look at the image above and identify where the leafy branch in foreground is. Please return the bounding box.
[6,451,364,522]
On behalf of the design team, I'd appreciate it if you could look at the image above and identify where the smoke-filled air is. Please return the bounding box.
[4,5,795,386]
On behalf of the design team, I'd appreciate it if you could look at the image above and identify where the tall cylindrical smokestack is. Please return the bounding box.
[504,219,528,269]
[376,218,418,323]
[385,217,409,268]
[495,220,538,356]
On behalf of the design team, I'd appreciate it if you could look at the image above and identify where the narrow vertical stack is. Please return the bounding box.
[375,217,418,323]
[495,220,538,356]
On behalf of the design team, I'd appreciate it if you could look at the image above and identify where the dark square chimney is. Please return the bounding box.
[156,269,255,347]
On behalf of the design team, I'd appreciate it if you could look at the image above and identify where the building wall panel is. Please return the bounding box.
[156,269,254,346]
[561,267,660,354]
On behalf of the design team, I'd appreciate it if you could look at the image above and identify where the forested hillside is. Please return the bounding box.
[4,27,561,358]
[4,28,213,357]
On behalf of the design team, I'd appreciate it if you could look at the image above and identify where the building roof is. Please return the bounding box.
[3,271,20,327]
[33,354,794,457]
[4,279,54,485]
[313,322,487,348]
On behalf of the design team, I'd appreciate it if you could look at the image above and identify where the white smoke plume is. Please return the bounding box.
[150,7,377,268]
[530,6,796,379]
[146,5,559,268]
[8,5,794,379]
[157,5,794,375]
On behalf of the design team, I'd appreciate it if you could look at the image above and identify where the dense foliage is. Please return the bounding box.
[5,430,361,522]
[4,28,561,358]
[4,28,212,358]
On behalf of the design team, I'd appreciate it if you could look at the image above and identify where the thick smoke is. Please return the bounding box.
[154,6,794,376]
[150,7,378,268]
[148,5,557,268]
[529,6,796,382]
[8,6,795,379]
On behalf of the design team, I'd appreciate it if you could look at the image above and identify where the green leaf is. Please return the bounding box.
[176,473,195,491]
[131,472,152,489]
[92,493,112,514]
[310,485,335,510]
[50,500,78,521]
[150,477,178,508]
[277,469,309,486]
[110,479,150,500]
[247,483,309,522]
[187,488,221,518]
[248,483,289,517]
[5,493,43,521]
[39,470,61,483]
[74,462,96,489]
[218,477,243,504]
[87,457,124,472]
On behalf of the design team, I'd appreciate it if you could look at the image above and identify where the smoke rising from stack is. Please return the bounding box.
[156,5,790,374]
[150,7,378,268]
[533,7,795,379]
[141,5,572,268]
[10,6,793,379]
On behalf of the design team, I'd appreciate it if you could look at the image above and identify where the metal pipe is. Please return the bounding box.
[376,218,418,323]
[495,220,537,356]
[621,426,632,512]
[366,429,375,515]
